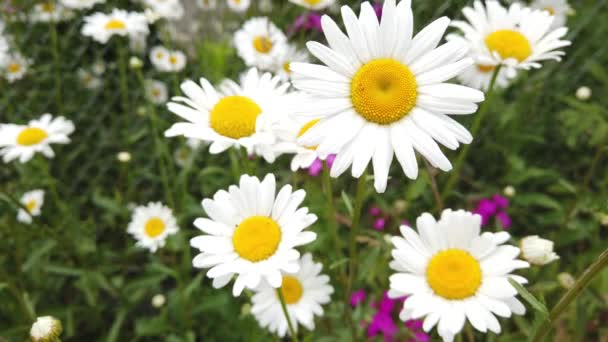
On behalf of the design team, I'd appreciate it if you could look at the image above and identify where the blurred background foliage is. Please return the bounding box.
[0,0,607,341]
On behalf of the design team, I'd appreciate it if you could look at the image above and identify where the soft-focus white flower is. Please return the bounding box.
[557,272,575,289]
[190,174,317,296]
[389,209,529,341]
[227,0,250,13]
[30,2,74,23]
[145,79,168,105]
[531,0,572,29]
[251,253,334,337]
[288,0,335,10]
[77,68,103,90]
[92,60,106,75]
[290,0,484,192]
[259,0,273,12]
[575,86,591,101]
[30,316,62,342]
[127,202,179,253]
[148,45,186,72]
[81,9,149,44]
[520,235,559,266]
[17,190,45,224]
[503,185,516,197]
[117,151,131,163]
[129,56,143,69]
[60,0,105,10]
[152,294,166,308]
[143,0,184,20]
[2,53,31,83]
[274,44,310,81]
[234,17,287,70]
[0,114,75,164]
[197,0,217,10]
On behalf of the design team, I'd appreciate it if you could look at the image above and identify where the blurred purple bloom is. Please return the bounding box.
[366,292,428,342]
[289,13,323,35]
[496,211,512,229]
[493,194,509,209]
[373,218,386,230]
[306,154,335,176]
[473,194,511,229]
[350,289,366,307]
[370,206,381,216]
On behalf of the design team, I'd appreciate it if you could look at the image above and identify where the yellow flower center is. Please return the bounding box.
[253,36,273,54]
[8,63,21,73]
[156,52,164,59]
[209,95,262,139]
[232,216,281,262]
[351,59,417,125]
[41,3,55,12]
[426,249,482,300]
[144,217,166,238]
[476,64,495,73]
[17,127,48,146]
[283,62,291,73]
[304,0,322,4]
[544,7,555,15]
[297,119,320,150]
[280,275,304,304]
[104,19,127,31]
[26,200,37,213]
[485,30,532,62]
[152,88,161,97]
[169,56,178,65]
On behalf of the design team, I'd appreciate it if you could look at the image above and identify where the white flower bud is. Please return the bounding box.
[520,235,559,265]
[129,56,143,69]
[557,272,575,289]
[152,294,166,308]
[117,151,131,163]
[30,316,62,342]
[503,185,516,197]
[576,86,591,101]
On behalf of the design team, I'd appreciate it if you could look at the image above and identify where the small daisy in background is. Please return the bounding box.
[30,316,62,342]
[388,209,529,341]
[142,0,184,21]
[29,2,74,23]
[531,0,573,29]
[197,0,217,11]
[145,79,168,105]
[17,190,45,224]
[190,174,317,296]
[77,68,103,90]
[127,202,179,253]
[81,9,149,44]
[274,44,309,81]
[251,253,334,338]
[288,0,335,11]
[234,17,287,71]
[149,45,186,72]
[60,0,106,10]
[227,0,250,13]
[0,114,75,163]
[451,1,571,77]
[2,53,31,83]
[165,68,289,162]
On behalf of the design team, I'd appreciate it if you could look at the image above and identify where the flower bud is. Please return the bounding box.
[520,235,559,265]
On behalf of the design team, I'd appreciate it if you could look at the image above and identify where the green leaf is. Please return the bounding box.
[509,278,549,316]
[341,191,353,217]
[106,309,127,342]
[21,239,57,272]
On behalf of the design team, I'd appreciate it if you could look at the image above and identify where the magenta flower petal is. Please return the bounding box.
[496,211,512,229]
[373,218,386,230]
[350,289,366,307]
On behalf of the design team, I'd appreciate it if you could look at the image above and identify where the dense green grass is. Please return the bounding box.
[1,0,607,341]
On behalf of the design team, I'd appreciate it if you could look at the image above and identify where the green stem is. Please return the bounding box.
[345,173,367,311]
[276,288,299,342]
[117,42,130,142]
[532,247,608,342]
[229,148,241,182]
[441,66,502,201]
[424,160,443,214]
[322,161,341,253]
[49,21,62,113]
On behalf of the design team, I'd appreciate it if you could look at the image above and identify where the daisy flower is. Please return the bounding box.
[145,79,168,105]
[451,1,571,76]
[17,190,45,224]
[81,9,149,44]
[29,2,74,23]
[78,68,103,89]
[251,253,333,337]
[190,174,317,296]
[60,0,105,10]
[388,209,529,341]
[0,114,75,163]
[149,46,186,72]
[30,316,62,342]
[165,68,289,162]
[274,44,310,81]
[2,53,31,83]
[127,202,179,253]
[288,0,335,11]
[531,0,572,29]
[143,0,184,21]
[234,17,287,70]
[227,0,250,13]
[197,0,217,10]
[290,0,484,192]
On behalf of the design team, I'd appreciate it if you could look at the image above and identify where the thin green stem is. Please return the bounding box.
[49,21,62,113]
[441,66,502,201]
[117,42,130,142]
[276,288,299,342]
[424,160,443,214]
[532,247,608,342]
[345,173,367,313]
[229,148,241,182]
[322,161,341,253]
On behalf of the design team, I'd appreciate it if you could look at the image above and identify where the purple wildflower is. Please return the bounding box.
[370,206,381,216]
[306,154,335,177]
[350,289,366,307]
[373,218,386,230]
[288,13,323,35]
[473,194,512,229]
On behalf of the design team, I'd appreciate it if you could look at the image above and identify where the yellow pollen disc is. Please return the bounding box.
[26,200,37,213]
[209,96,262,139]
[485,30,532,62]
[544,7,555,15]
[297,119,320,150]
[476,64,495,73]
[144,217,166,238]
[17,127,48,146]
[232,216,281,262]
[351,59,417,125]
[169,56,177,65]
[304,0,322,4]
[152,88,161,97]
[253,36,273,54]
[283,62,291,73]
[280,275,304,304]
[104,19,127,30]
[41,3,55,12]
[156,52,164,59]
[426,249,482,300]
[8,63,21,73]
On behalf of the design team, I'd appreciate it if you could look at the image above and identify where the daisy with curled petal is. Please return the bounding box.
[251,253,334,337]
[2,53,31,83]
[388,209,529,342]
[190,174,318,296]
[127,202,179,253]
[274,44,310,81]
[17,190,45,224]
[288,0,336,11]
[60,0,105,10]
[234,17,287,70]
[290,0,484,193]
[81,9,149,44]
[531,0,572,29]
[165,68,289,163]
[227,0,250,13]
[451,1,571,77]
[0,114,75,164]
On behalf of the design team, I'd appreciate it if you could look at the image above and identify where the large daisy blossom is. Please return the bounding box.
[165,68,289,162]
[81,9,149,44]
[388,209,529,342]
[0,114,75,163]
[251,253,334,337]
[450,1,571,76]
[190,174,317,296]
[127,202,179,253]
[290,0,484,193]
[234,17,287,71]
